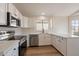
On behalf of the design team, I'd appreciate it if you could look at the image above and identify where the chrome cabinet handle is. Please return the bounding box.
[13,48,16,50]
[62,37,63,40]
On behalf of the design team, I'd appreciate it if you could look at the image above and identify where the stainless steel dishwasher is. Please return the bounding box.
[29,34,39,47]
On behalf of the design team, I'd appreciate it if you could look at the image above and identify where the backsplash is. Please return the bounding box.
[0,27,23,35]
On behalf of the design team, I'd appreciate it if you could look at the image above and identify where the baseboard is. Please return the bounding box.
[38,45,52,47]
[28,45,52,47]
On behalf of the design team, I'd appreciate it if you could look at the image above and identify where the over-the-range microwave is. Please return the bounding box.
[7,12,21,27]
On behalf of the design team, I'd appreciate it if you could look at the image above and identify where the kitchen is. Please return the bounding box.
[0,3,79,56]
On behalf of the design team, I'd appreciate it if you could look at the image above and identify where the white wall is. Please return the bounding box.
[53,16,68,34]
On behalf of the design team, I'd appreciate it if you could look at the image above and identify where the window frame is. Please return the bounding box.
[35,19,49,32]
[71,16,79,35]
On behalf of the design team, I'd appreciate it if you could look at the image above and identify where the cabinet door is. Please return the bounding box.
[54,36,60,51]
[8,4,18,18]
[51,35,54,45]
[57,37,67,55]
[39,33,45,46]
[44,34,51,45]
[23,16,28,28]
[51,35,67,55]
[15,8,19,18]
[0,3,7,25]
[8,4,15,16]
[39,33,51,46]
[51,35,57,47]
[20,14,24,27]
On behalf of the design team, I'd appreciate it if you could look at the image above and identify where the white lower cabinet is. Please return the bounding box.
[51,35,67,56]
[39,33,51,46]
[51,35,57,47]
[22,16,29,28]
[51,34,79,56]
[3,43,19,56]
[57,37,67,56]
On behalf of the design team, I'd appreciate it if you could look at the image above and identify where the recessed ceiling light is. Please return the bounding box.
[41,12,45,15]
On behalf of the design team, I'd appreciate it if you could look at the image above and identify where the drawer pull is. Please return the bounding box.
[13,48,16,50]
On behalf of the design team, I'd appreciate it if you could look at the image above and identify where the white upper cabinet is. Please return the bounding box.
[8,4,15,17]
[22,16,29,28]
[0,3,7,25]
[21,16,30,28]
[0,3,29,27]
[19,13,24,27]
[8,3,30,28]
[8,3,21,19]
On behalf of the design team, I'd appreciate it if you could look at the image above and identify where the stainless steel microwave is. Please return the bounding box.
[7,12,20,27]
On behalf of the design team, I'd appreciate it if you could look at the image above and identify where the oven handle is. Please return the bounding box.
[19,37,26,46]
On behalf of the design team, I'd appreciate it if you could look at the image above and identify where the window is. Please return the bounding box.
[36,20,49,32]
[36,22,42,31]
[72,19,79,34]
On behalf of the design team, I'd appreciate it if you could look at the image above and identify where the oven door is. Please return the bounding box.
[19,37,27,56]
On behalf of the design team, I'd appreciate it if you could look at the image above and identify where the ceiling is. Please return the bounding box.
[14,3,79,17]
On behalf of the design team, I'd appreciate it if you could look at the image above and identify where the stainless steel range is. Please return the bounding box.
[0,31,27,56]
[0,31,10,40]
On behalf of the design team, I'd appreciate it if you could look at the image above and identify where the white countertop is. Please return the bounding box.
[17,32,79,38]
[48,32,79,38]
[29,32,41,34]
[0,40,20,56]
[27,32,79,38]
